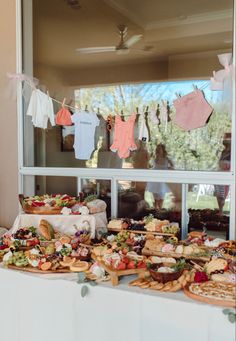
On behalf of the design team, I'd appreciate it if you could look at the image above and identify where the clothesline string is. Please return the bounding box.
[23,78,209,116]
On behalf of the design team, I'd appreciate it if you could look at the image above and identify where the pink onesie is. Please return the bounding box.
[110,113,137,158]
[173,90,213,131]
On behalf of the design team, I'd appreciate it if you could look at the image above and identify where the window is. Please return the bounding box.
[19,0,235,240]
[187,184,230,239]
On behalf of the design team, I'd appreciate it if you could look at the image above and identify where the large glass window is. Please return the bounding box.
[28,80,232,171]
[20,0,235,239]
[117,180,182,225]
[187,184,230,239]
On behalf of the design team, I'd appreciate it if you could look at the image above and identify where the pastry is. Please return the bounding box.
[39,219,55,240]
[60,256,76,267]
[169,282,182,292]
[59,235,71,245]
[211,272,236,284]
[107,219,123,230]
[205,258,228,275]
[70,260,89,272]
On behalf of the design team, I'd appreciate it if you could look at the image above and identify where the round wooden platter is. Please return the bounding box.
[6,264,73,274]
[183,283,236,308]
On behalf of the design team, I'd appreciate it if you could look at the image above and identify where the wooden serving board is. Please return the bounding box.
[94,258,147,286]
[107,227,175,237]
[184,283,236,308]
[7,264,72,274]
[142,248,210,262]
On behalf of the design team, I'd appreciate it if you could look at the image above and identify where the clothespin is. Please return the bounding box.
[46,90,50,97]
[175,92,181,99]
[192,84,198,91]
[85,104,88,111]
[97,107,100,114]
[146,106,149,112]
[136,107,139,114]
[62,98,66,107]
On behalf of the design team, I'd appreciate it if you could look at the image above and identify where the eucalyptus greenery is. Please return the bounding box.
[222,309,236,323]
[77,272,97,298]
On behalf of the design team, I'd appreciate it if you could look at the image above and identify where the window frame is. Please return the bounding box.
[16,0,236,239]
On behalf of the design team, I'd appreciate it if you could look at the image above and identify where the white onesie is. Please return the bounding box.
[138,113,149,142]
[26,89,55,129]
[71,111,100,160]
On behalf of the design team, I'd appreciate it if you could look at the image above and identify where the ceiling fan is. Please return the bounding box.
[76,24,143,55]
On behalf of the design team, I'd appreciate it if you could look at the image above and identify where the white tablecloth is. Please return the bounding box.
[0,267,235,341]
[12,214,97,238]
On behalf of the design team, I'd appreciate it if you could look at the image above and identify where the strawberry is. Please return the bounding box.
[127,261,136,269]
[116,262,126,270]
[137,261,146,269]
[123,256,129,264]
[26,238,39,247]
[0,245,8,250]
[71,242,79,250]
[126,238,135,246]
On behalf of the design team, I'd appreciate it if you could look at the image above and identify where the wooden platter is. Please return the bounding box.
[19,194,63,215]
[107,227,175,237]
[183,283,236,308]
[6,264,73,274]
[94,258,147,286]
[142,248,210,262]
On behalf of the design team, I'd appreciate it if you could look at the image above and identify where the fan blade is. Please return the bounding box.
[125,34,142,48]
[76,46,116,54]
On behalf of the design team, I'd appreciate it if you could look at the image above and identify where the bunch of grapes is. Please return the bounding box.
[5,251,29,267]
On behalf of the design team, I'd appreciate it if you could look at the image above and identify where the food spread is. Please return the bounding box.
[1,211,235,307]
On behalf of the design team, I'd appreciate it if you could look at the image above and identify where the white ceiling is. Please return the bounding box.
[33,0,233,68]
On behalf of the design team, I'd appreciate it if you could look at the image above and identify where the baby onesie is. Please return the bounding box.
[26,89,55,129]
[138,113,149,142]
[71,110,100,160]
[110,113,137,159]
[173,90,213,131]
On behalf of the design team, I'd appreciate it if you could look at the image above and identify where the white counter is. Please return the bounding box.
[0,267,235,341]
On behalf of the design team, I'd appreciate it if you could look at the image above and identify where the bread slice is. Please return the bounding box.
[39,219,55,240]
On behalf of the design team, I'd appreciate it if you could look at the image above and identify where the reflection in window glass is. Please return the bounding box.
[81,179,111,219]
[117,180,182,226]
[27,80,231,171]
[187,184,230,239]
[23,176,78,197]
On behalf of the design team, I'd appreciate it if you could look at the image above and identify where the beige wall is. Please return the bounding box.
[0,0,18,227]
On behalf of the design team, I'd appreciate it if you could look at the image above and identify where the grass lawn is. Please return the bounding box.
[145,191,230,213]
